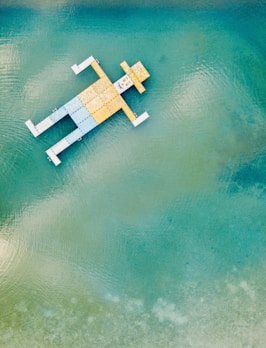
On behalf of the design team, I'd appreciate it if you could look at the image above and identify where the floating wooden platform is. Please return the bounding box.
[25,56,150,166]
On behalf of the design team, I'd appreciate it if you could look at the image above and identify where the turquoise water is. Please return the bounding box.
[0,2,266,347]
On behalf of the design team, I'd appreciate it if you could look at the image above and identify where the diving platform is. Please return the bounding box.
[25,55,150,166]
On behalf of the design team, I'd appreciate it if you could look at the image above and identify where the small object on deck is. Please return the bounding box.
[25,55,151,166]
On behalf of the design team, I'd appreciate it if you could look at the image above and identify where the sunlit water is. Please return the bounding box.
[0,2,265,347]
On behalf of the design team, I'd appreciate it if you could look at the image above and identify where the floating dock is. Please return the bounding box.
[25,56,150,166]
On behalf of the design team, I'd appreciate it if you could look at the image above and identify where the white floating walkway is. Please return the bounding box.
[25,107,68,138]
[25,120,40,138]
[45,128,84,166]
[71,56,95,75]
[132,112,150,127]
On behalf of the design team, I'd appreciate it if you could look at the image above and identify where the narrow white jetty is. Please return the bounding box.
[25,106,68,138]
[132,112,150,127]
[71,56,95,75]
[25,117,57,138]
[25,120,39,137]
[46,149,61,166]
[46,137,71,166]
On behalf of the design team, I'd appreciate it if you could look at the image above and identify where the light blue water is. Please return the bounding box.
[0,2,266,347]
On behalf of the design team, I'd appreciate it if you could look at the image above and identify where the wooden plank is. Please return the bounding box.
[120,61,146,94]
[121,102,137,122]
[92,106,111,124]
[91,61,107,78]
[131,61,150,82]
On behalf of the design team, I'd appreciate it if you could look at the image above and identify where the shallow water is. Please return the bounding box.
[0,2,266,347]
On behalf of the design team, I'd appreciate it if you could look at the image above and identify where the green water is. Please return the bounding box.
[0,2,265,347]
